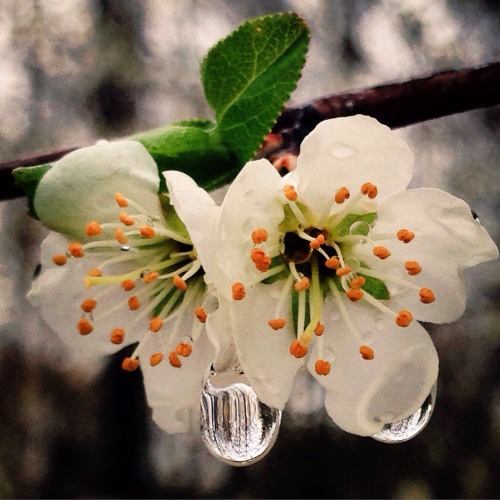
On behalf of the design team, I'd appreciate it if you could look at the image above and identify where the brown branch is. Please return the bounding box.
[1,61,499,200]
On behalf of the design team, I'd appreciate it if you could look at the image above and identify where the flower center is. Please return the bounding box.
[51,192,209,371]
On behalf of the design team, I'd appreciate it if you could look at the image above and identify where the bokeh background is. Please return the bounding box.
[0,1,499,498]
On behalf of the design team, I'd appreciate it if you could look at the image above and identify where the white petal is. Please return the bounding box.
[289,115,414,214]
[308,298,438,436]
[362,188,499,323]
[35,140,162,240]
[228,282,303,409]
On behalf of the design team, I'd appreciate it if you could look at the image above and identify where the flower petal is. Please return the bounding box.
[289,115,414,214]
[35,140,162,240]
[308,298,438,436]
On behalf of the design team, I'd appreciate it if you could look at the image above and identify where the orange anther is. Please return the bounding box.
[255,255,271,272]
[405,261,422,276]
[325,256,340,269]
[294,276,310,291]
[346,288,364,302]
[140,226,156,239]
[110,328,125,344]
[397,229,415,243]
[396,309,413,327]
[149,317,163,332]
[173,275,188,291]
[150,352,164,366]
[143,271,159,284]
[336,266,352,277]
[349,276,366,289]
[251,228,268,244]
[373,246,391,259]
[88,268,102,277]
[283,184,298,201]
[289,340,308,358]
[361,182,378,199]
[176,343,193,357]
[168,351,182,368]
[310,235,325,250]
[359,345,374,360]
[250,247,266,263]
[194,307,207,323]
[85,221,101,236]
[52,254,67,266]
[314,322,325,336]
[121,357,139,371]
[128,296,140,310]
[420,287,435,304]
[268,318,286,330]
[77,318,93,335]
[114,192,128,208]
[81,298,97,313]
[121,279,135,291]
[315,359,331,376]
[115,228,128,244]
[232,282,246,300]
[119,212,135,226]
[68,242,84,257]
[335,187,350,204]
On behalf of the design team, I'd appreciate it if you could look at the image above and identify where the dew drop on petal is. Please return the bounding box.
[200,367,282,466]
[120,245,131,252]
[349,221,371,236]
[371,383,437,443]
[331,142,355,158]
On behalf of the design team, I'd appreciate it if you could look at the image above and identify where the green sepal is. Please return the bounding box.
[159,193,190,240]
[290,288,311,334]
[12,163,52,219]
[201,13,310,164]
[333,212,377,237]
[278,202,314,233]
[359,274,390,300]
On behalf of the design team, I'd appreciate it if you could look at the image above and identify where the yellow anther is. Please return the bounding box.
[349,276,366,289]
[251,228,268,244]
[289,340,308,358]
[176,343,193,357]
[85,221,101,237]
[52,254,67,266]
[373,246,391,259]
[294,276,310,291]
[335,186,350,204]
[405,261,422,276]
[77,318,93,335]
[283,184,298,201]
[268,318,286,330]
[315,359,331,376]
[397,229,415,243]
[121,357,139,371]
[310,234,325,249]
[346,288,364,302]
[81,298,97,313]
[336,266,352,277]
[419,287,435,304]
[114,192,129,208]
[194,307,207,323]
[140,226,156,239]
[168,351,182,368]
[149,317,163,332]
[88,267,102,277]
[121,279,135,291]
[255,255,271,272]
[143,271,159,284]
[119,212,135,226]
[128,296,140,310]
[361,182,378,199]
[232,282,246,300]
[68,242,84,258]
[110,328,125,344]
[115,228,128,244]
[359,345,374,360]
[173,275,188,291]
[150,352,164,367]
[396,309,413,327]
[314,322,325,336]
[325,256,340,269]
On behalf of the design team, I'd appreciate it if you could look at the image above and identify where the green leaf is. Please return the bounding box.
[12,163,52,218]
[333,212,377,237]
[133,120,238,192]
[359,274,390,300]
[201,13,309,164]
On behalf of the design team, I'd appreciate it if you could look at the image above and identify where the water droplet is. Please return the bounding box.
[120,245,131,252]
[331,142,355,158]
[372,383,437,443]
[349,221,370,236]
[200,368,282,466]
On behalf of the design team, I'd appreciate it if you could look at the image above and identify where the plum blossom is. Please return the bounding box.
[165,115,499,437]
[27,140,218,433]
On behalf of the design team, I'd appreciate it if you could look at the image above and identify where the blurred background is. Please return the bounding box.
[0,0,499,498]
